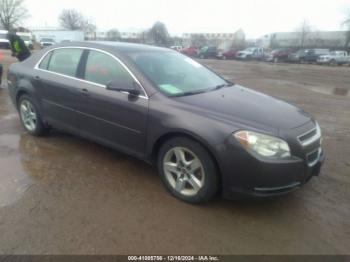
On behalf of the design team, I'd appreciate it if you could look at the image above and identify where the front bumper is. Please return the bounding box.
[317,59,330,64]
[218,123,324,199]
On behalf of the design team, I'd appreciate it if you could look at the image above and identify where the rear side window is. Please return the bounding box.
[38,52,52,70]
[47,48,83,77]
[84,50,134,86]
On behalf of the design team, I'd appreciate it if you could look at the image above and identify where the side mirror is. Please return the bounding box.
[106,79,141,96]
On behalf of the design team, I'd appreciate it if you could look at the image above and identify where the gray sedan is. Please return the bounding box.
[7,42,324,203]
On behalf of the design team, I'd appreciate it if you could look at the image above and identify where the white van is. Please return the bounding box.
[16,32,34,50]
[0,30,10,49]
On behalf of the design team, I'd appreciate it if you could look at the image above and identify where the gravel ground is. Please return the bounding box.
[0,52,349,255]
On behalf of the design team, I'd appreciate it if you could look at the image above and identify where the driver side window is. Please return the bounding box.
[84,50,134,87]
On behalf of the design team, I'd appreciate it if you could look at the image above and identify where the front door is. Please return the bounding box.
[76,50,149,158]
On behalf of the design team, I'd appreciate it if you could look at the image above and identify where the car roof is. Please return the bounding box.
[51,41,169,53]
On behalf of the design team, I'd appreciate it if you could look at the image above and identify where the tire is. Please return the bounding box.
[330,59,336,66]
[18,95,48,136]
[157,137,219,204]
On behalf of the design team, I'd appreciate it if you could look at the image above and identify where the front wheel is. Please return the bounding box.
[18,95,48,136]
[157,137,219,204]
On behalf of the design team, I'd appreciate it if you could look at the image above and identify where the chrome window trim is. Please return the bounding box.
[34,46,149,100]
[297,122,322,147]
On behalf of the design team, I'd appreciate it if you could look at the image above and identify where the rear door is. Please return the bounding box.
[34,48,85,133]
[75,49,149,158]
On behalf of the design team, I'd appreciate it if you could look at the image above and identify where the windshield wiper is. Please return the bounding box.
[171,82,234,97]
[212,82,235,90]
[172,89,210,97]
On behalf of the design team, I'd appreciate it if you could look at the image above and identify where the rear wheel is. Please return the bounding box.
[18,95,48,136]
[157,137,219,204]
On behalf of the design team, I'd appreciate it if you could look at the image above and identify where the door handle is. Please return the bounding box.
[81,88,90,97]
[34,76,41,81]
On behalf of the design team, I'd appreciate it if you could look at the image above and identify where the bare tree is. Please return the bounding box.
[59,9,95,32]
[0,0,28,30]
[296,19,312,48]
[190,34,207,48]
[80,18,96,33]
[147,21,170,46]
[342,9,350,49]
[107,29,121,41]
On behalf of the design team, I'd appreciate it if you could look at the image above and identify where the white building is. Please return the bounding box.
[86,28,145,41]
[31,28,84,43]
[182,29,245,50]
[257,31,348,49]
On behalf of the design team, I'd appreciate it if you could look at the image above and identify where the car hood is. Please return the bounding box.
[174,85,312,132]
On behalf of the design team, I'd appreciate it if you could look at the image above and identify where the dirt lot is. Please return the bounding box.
[0,51,349,255]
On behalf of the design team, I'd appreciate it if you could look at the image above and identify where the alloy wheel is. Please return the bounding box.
[20,99,37,132]
[163,147,205,196]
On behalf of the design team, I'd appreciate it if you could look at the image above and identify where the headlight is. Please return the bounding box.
[234,131,291,159]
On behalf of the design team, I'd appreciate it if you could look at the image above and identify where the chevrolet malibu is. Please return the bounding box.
[7,42,324,203]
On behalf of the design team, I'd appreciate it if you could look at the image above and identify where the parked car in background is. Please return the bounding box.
[317,50,349,65]
[265,48,292,63]
[236,47,265,60]
[302,49,330,63]
[17,32,33,50]
[180,46,198,57]
[7,42,324,203]
[289,49,329,63]
[170,46,183,52]
[219,48,238,60]
[288,49,308,63]
[197,46,218,59]
[0,30,10,49]
[40,38,56,48]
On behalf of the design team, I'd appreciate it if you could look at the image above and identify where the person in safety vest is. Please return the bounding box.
[8,32,31,62]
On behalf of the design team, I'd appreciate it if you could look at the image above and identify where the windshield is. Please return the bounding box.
[244,48,255,52]
[19,35,30,41]
[126,51,228,96]
[41,38,54,42]
[200,46,208,52]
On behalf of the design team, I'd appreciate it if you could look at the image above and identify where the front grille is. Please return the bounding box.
[299,128,317,142]
[297,123,321,147]
[307,148,321,166]
[297,122,323,167]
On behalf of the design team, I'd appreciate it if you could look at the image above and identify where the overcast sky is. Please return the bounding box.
[24,0,350,38]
